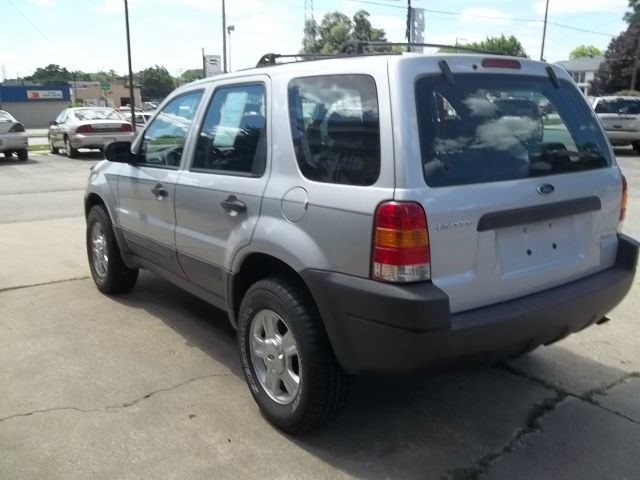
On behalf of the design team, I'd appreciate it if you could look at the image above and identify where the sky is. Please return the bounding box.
[0,0,632,79]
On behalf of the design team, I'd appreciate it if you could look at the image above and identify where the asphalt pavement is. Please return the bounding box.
[1,150,639,479]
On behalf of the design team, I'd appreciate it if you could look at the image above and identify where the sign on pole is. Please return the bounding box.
[204,55,222,77]
[410,8,425,53]
[100,82,110,91]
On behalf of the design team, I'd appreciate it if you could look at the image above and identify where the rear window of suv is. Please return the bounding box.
[594,98,640,114]
[415,74,612,187]
[288,74,380,186]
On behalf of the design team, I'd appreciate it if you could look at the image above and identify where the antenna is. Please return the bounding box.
[303,0,315,51]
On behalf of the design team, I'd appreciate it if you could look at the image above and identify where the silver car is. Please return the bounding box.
[48,107,134,158]
[0,110,28,161]
[85,52,638,433]
[593,96,640,151]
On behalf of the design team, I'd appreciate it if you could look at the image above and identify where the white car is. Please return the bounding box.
[48,107,134,158]
[592,96,640,151]
[0,110,28,161]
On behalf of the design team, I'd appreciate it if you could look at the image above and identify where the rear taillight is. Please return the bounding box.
[76,124,94,133]
[620,174,628,223]
[120,123,133,132]
[9,123,25,133]
[372,201,431,283]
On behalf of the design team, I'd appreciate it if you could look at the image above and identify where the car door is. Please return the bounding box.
[174,79,270,298]
[117,90,204,276]
[51,110,68,146]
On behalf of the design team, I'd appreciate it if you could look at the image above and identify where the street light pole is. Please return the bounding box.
[124,0,136,132]
[227,25,235,72]
[222,0,227,73]
[540,0,550,61]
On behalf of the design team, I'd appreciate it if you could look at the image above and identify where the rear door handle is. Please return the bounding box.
[151,183,169,200]
[220,195,247,216]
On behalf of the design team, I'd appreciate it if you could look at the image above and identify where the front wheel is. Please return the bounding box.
[633,141,640,153]
[17,149,28,162]
[86,205,138,294]
[237,278,349,434]
[49,137,59,154]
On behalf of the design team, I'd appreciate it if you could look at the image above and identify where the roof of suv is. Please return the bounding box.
[185,53,567,89]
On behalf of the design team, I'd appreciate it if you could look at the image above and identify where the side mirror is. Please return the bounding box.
[49,120,58,126]
[104,141,137,163]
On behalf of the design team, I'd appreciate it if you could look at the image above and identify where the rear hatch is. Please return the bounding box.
[595,97,640,133]
[404,63,622,313]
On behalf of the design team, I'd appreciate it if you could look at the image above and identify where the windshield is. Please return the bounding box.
[73,108,121,121]
[594,98,640,114]
[415,74,612,187]
[0,111,15,122]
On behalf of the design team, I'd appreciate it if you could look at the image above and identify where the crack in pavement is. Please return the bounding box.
[445,366,640,479]
[0,276,91,294]
[0,373,231,424]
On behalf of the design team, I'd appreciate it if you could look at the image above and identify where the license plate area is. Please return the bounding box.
[497,217,579,277]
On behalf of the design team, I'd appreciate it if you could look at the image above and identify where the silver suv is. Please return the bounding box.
[85,52,639,433]
[593,96,640,152]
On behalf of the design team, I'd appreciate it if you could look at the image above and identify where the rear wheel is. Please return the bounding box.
[86,205,138,294]
[238,277,349,434]
[3,151,12,158]
[16,149,28,162]
[49,137,59,154]
[65,137,78,158]
[633,142,640,153]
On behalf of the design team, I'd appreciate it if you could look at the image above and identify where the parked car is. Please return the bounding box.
[48,107,134,158]
[0,110,28,161]
[592,96,640,151]
[85,52,638,433]
[122,111,154,130]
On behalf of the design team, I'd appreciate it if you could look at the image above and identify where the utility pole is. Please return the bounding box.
[124,0,136,132]
[222,0,227,73]
[631,35,640,90]
[405,0,412,52]
[540,0,549,61]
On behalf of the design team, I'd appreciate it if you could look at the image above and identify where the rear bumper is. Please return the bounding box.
[604,130,640,144]
[0,133,28,152]
[302,234,639,375]
[69,132,134,149]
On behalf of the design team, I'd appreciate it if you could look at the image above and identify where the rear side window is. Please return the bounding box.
[415,74,612,187]
[288,75,380,186]
[594,98,640,114]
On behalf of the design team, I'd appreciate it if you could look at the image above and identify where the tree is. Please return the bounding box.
[467,35,528,57]
[302,10,388,53]
[137,65,175,100]
[26,64,72,84]
[570,45,604,59]
[592,1,640,94]
[178,68,203,84]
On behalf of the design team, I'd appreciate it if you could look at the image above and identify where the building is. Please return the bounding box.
[555,56,605,97]
[70,80,142,108]
[0,84,70,128]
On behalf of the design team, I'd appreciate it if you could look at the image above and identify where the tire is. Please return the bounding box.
[86,205,138,294]
[633,142,640,153]
[49,137,59,154]
[17,149,28,162]
[238,277,349,434]
[3,151,12,158]
[65,136,78,158]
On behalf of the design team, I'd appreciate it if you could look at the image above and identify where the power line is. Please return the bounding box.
[346,0,619,38]
[4,0,78,69]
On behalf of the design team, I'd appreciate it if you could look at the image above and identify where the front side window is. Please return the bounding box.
[192,84,266,175]
[139,91,203,168]
[288,74,380,186]
[415,74,611,187]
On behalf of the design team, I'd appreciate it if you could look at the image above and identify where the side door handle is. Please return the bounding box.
[151,183,169,200]
[220,195,247,216]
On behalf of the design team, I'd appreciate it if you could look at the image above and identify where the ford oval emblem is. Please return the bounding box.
[537,183,555,195]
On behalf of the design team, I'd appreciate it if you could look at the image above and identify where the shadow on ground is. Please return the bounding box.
[0,157,39,166]
[109,272,634,479]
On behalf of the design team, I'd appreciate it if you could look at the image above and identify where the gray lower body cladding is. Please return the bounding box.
[302,234,639,375]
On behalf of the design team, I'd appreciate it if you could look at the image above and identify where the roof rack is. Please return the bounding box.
[255,41,501,68]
